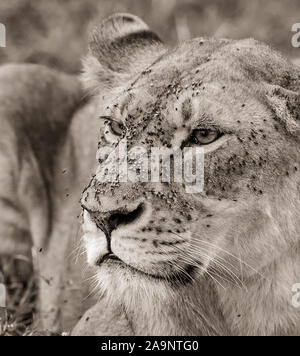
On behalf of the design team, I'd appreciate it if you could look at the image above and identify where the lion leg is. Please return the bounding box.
[71,300,134,336]
[36,201,84,333]
[36,142,93,333]
[0,144,48,259]
[0,63,82,258]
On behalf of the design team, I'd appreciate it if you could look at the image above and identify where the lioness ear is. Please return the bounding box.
[266,84,300,137]
[82,13,166,94]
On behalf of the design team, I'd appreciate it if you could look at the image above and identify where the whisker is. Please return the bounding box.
[194,237,266,277]
[190,232,290,293]
[165,245,226,289]
[169,231,246,288]
[182,245,246,289]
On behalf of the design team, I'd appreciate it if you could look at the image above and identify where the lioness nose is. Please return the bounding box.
[91,203,145,234]
[81,189,146,235]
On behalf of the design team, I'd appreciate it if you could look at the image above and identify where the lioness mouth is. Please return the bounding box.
[96,253,121,265]
[97,252,195,285]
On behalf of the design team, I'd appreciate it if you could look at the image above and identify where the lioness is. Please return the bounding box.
[0,63,99,330]
[1,13,300,335]
[74,14,300,336]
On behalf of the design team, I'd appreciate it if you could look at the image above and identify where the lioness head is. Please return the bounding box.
[80,14,300,333]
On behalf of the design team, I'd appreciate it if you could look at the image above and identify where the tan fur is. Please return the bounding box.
[1,14,300,336]
[0,63,98,331]
[75,14,300,336]
[0,63,82,256]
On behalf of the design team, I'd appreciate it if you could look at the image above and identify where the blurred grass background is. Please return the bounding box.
[0,0,299,73]
[0,0,299,335]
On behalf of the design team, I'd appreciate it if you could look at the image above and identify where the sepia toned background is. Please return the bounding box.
[0,0,299,335]
[0,0,299,74]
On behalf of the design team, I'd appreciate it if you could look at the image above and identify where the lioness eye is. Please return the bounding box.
[191,129,221,145]
[109,121,124,136]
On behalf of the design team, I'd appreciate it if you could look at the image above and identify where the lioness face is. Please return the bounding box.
[81,15,300,301]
